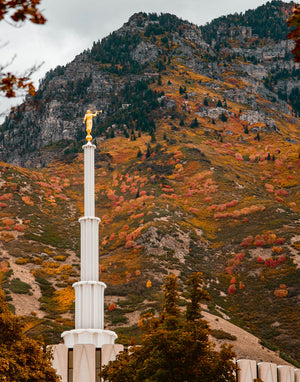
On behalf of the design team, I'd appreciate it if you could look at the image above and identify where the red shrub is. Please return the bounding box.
[228,284,236,294]
[241,235,253,247]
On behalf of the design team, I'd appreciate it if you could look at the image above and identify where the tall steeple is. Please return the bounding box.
[61,112,117,348]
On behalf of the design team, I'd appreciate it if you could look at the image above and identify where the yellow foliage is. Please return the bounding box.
[54,286,75,311]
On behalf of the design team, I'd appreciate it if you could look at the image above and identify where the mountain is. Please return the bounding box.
[0,1,300,365]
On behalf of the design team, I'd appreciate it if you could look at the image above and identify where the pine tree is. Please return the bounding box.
[146,144,152,158]
[151,133,156,143]
[102,274,236,382]
[186,272,210,321]
[220,113,228,122]
[190,118,199,128]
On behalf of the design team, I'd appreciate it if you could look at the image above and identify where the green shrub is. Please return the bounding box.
[9,278,32,294]
[211,329,237,341]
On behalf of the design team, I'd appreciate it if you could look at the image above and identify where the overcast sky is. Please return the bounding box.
[0,0,291,119]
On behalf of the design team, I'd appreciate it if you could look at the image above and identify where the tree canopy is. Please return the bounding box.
[0,0,46,97]
[102,273,236,382]
[0,287,59,381]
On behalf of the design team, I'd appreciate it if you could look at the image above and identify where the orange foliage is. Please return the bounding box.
[108,302,116,311]
[0,193,13,201]
[2,218,14,226]
[22,195,34,206]
[274,284,288,298]
[214,205,265,219]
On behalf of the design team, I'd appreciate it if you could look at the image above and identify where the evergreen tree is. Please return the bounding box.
[217,99,223,107]
[204,98,209,106]
[190,118,199,128]
[151,133,157,143]
[179,86,186,94]
[220,113,228,122]
[102,274,236,382]
[186,272,210,321]
[146,144,152,158]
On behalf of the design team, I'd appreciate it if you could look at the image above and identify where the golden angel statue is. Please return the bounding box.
[83,110,102,141]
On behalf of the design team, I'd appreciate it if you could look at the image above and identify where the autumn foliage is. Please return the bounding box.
[0,0,46,97]
[287,4,300,62]
[0,287,59,381]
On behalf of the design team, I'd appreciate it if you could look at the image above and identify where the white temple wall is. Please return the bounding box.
[51,347,300,382]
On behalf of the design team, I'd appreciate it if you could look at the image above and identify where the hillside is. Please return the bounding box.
[0,1,300,365]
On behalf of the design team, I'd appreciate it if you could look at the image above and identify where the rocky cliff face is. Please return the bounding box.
[0,2,298,167]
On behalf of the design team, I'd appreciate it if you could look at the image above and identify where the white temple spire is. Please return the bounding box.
[61,111,117,348]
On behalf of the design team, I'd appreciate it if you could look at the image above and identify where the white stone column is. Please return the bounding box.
[73,344,96,382]
[101,344,124,367]
[51,344,68,382]
[83,142,96,217]
[277,365,294,382]
[236,359,257,382]
[74,281,106,329]
[79,217,100,281]
[257,362,277,382]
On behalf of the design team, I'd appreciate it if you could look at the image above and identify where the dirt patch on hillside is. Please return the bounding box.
[203,311,291,366]
[0,245,44,318]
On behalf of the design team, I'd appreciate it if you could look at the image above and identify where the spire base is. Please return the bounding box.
[61,329,117,348]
